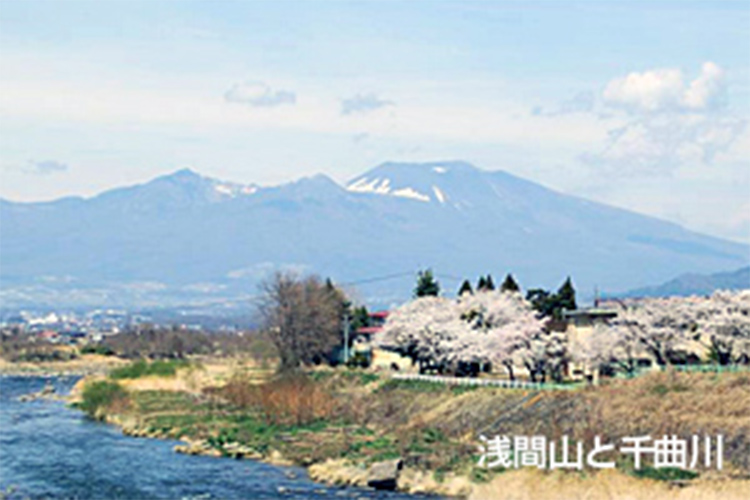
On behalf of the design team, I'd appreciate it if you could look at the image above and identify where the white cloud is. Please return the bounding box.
[603,68,683,112]
[583,62,743,175]
[341,93,394,115]
[580,115,746,175]
[224,81,296,107]
[683,62,726,110]
[602,62,726,114]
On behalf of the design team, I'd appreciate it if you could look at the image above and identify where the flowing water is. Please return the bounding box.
[0,376,432,500]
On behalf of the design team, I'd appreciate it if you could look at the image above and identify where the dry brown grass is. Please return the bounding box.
[0,352,129,375]
[470,469,750,500]
[219,372,334,426]
[111,357,274,394]
[336,371,750,476]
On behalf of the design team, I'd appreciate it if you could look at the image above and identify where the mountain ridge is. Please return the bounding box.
[621,266,750,298]
[1,161,747,309]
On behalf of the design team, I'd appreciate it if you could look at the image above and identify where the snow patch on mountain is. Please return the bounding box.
[213,182,258,199]
[346,177,432,202]
[347,177,391,194]
[432,186,447,204]
[347,176,429,201]
[392,187,430,202]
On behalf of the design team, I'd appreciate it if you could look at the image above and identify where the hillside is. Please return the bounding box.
[623,266,750,298]
[1,161,748,309]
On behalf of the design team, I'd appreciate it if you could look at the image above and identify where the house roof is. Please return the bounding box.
[356,326,383,335]
[563,308,618,319]
[369,311,390,319]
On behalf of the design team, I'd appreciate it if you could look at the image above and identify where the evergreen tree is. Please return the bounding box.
[485,274,496,291]
[458,279,473,296]
[501,273,520,293]
[555,277,577,317]
[526,288,553,316]
[350,305,371,331]
[476,276,487,292]
[526,277,578,319]
[414,269,440,297]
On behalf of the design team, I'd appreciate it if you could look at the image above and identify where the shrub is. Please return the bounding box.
[80,344,115,356]
[346,352,371,369]
[79,380,129,417]
[110,359,189,379]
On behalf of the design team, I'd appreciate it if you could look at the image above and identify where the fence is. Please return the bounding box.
[615,363,750,379]
[671,364,750,374]
[390,373,581,391]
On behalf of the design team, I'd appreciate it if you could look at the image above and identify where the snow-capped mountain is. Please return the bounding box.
[1,161,747,309]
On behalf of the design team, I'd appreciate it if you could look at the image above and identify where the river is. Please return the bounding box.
[0,376,433,500]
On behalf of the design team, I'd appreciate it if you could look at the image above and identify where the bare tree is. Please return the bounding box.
[257,272,344,372]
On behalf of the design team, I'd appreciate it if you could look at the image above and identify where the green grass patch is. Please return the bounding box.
[132,390,199,412]
[649,383,690,396]
[110,359,190,379]
[451,384,480,395]
[78,380,129,417]
[342,370,380,385]
[309,371,335,382]
[352,426,375,436]
[79,344,115,356]
[632,466,699,481]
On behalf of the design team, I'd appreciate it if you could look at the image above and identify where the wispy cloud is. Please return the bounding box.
[532,91,595,117]
[341,93,394,115]
[25,159,69,175]
[224,81,296,107]
[579,115,747,175]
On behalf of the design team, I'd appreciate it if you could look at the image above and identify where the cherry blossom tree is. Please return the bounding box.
[605,297,700,367]
[695,290,750,365]
[570,321,642,376]
[593,291,750,370]
[377,290,548,378]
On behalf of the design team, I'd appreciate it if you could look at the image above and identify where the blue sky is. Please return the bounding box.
[1,0,749,242]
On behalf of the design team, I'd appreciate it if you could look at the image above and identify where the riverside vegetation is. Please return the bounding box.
[70,357,750,499]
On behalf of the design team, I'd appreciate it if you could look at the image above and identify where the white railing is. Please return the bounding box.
[390,373,579,390]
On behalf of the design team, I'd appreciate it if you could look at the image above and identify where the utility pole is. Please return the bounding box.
[343,313,350,364]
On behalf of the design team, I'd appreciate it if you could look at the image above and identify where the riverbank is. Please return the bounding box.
[0,354,127,377]
[63,359,750,499]
[1,375,423,500]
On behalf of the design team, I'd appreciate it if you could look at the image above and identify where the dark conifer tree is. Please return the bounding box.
[458,279,473,296]
[476,276,487,292]
[414,269,440,297]
[485,274,496,291]
[500,273,520,293]
[555,277,577,316]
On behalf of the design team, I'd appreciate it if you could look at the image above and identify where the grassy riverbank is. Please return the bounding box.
[69,359,750,499]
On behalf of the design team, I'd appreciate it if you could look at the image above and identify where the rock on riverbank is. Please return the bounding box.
[309,458,472,497]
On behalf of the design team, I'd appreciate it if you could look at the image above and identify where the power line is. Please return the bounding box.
[338,271,416,287]
[338,270,467,288]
